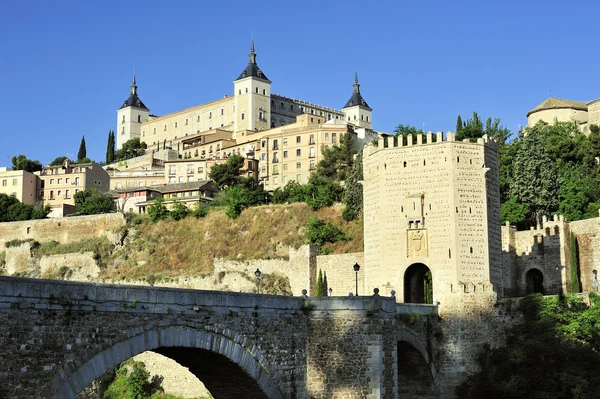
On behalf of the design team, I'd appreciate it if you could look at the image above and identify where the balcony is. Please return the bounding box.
[273,144,279,150]
[272,159,279,164]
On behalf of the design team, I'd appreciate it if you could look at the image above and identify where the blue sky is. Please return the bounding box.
[1,0,598,166]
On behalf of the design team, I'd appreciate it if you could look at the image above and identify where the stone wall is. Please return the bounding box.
[316,252,365,296]
[0,213,125,251]
[568,217,600,291]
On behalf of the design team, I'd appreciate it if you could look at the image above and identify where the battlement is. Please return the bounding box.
[366,131,497,155]
[504,214,567,239]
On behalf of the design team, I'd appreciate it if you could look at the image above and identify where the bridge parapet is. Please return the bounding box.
[396,303,438,316]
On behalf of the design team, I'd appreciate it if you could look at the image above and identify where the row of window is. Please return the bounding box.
[269,100,342,120]
[239,87,267,95]
[41,188,77,200]
[168,165,204,175]
[263,147,316,162]
[48,177,80,185]
[260,133,337,151]
[1,178,17,187]
[264,161,315,174]
[168,176,197,184]
[267,174,304,186]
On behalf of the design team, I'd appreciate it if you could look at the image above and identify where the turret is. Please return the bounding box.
[342,71,372,129]
[116,73,150,150]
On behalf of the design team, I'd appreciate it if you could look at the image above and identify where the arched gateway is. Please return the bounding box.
[526,268,544,294]
[404,263,433,304]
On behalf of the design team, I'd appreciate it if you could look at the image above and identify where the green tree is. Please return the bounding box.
[11,154,42,173]
[342,150,363,221]
[147,197,169,222]
[315,269,326,296]
[169,201,190,221]
[510,130,559,225]
[77,136,87,161]
[74,189,114,215]
[106,130,116,164]
[272,181,307,204]
[392,124,424,146]
[0,193,49,222]
[304,174,343,211]
[456,294,600,399]
[49,156,74,166]
[306,216,347,246]
[455,115,463,135]
[114,138,148,162]
[315,131,356,181]
[103,359,160,399]
[500,197,528,227]
[570,233,581,293]
[209,155,245,189]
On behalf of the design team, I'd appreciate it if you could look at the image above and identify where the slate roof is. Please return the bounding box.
[120,74,149,110]
[112,180,216,195]
[235,39,271,83]
[343,72,372,110]
[526,97,588,117]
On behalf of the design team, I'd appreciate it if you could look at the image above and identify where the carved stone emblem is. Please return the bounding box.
[407,229,427,258]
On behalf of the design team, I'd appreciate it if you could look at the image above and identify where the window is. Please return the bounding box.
[261,153,266,161]
[241,113,245,120]
[283,163,288,171]
[115,183,122,189]
[309,134,315,144]
[65,189,70,199]
[75,177,80,185]
[188,176,194,182]
[138,115,141,123]
[179,165,184,172]
[164,124,167,131]
[185,118,188,125]
[273,152,279,163]
[255,87,259,93]
[65,178,70,184]
[273,165,279,174]
[198,167,204,173]
[290,104,294,111]
[296,136,301,143]
[309,147,315,158]
[296,174,301,183]
[310,160,315,170]
[283,137,288,145]
[12,178,17,186]
[273,139,278,150]
[325,132,329,141]
[332,133,337,144]
[49,179,54,185]
[122,127,125,134]
[153,128,156,134]
[246,88,248,93]
[197,115,200,122]
[221,109,224,115]
[261,140,266,148]
[169,177,175,183]
[283,150,288,158]
[296,149,301,157]
[296,162,301,169]
[122,115,125,123]
[263,89,266,95]
[169,166,176,175]
[178,177,184,183]
[57,190,61,197]
[209,112,212,119]
[187,165,194,174]
[49,190,54,199]
[2,180,7,187]
[142,130,146,137]
[239,89,241,95]
[58,178,62,184]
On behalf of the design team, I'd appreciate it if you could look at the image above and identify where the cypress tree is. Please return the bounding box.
[106,130,115,164]
[323,271,329,295]
[78,136,87,161]
[570,232,581,293]
[316,269,325,296]
[456,115,463,134]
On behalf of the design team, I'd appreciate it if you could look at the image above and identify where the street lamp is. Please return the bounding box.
[593,270,598,293]
[255,269,262,294]
[328,287,332,297]
[353,263,360,296]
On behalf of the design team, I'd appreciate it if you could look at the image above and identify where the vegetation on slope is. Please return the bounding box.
[101,203,362,281]
[456,293,600,398]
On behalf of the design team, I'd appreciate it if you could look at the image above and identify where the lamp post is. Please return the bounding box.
[593,270,598,293]
[328,287,332,297]
[353,263,360,296]
[255,269,262,294]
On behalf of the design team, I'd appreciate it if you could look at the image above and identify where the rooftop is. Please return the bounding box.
[527,97,588,117]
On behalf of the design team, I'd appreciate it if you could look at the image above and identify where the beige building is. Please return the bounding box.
[133,181,217,214]
[527,97,600,133]
[164,157,258,184]
[0,168,39,205]
[116,41,377,189]
[37,161,110,217]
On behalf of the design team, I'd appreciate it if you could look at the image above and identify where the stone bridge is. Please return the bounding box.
[0,277,453,399]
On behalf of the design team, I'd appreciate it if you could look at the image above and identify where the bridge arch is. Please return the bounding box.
[44,326,284,399]
[396,325,439,398]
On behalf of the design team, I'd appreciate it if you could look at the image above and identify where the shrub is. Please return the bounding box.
[148,197,169,223]
[306,216,348,246]
[169,201,190,221]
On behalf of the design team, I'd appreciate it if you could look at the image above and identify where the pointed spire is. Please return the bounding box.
[248,37,257,65]
[352,70,361,94]
[130,72,138,95]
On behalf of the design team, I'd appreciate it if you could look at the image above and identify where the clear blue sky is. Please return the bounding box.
[1,0,598,166]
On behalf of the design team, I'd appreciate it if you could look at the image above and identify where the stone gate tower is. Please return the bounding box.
[362,132,502,311]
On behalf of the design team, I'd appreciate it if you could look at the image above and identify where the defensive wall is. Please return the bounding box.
[0,213,125,252]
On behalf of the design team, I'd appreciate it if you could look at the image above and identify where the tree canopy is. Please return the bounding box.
[106,130,116,164]
[74,189,114,215]
[11,154,42,173]
[77,136,87,162]
[0,193,49,222]
[49,156,74,167]
[209,154,246,189]
[114,138,147,162]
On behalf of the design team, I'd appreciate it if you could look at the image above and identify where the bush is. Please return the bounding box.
[169,201,190,221]
[148,197,169,223]
[191,203,208,218]
[74,189,114,215]
[306,216,348,246]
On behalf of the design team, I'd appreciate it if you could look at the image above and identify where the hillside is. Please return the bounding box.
[102,203,362,281]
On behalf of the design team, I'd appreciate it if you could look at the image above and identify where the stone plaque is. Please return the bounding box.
[407,229,428,258]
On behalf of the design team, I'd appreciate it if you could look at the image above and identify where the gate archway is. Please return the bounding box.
[526,268,544,294]
[404,263,433,304]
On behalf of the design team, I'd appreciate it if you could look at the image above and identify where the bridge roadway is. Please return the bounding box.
[0,277,438,399]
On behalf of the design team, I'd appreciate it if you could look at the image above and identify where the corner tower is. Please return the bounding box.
[233,39,272,134]
[342,72,372,129]
[116,74,149,150]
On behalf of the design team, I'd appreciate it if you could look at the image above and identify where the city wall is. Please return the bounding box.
[0,213,125,252]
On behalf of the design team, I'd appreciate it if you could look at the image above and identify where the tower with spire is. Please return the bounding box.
[233,38,272,135]
[116,73,150,150]
[342,72,372,130]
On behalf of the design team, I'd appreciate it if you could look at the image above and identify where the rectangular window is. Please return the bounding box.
[175,121,178,128]
[221,109,224,115]
[310,160,316,170]
[169,166,176,175]
[283,150,288,158]
[309,134,315,144]
[187,165,193,174]
[12,178,17,186]
[296,136,301,143]
[309,147,315,158]
[296,149,301,157]
[273,165,279,174]
[188,176,194,182]
[209,112,212,119]
[283,163,288,171]
[273,152,279,163]
[153,128,156,134]
[179,165,184,172]
[241,113,245,120]
[185,118,188,125]
[58,178,62,184]
[332,133,337,144]
[169,177,175,183]
[49,179,54,185]
[75,177,80,185]
[65,189,70,199]
[296,174,301,183]
[273,139,278,150]
[50,190,54,199]
[1,180,5,187]
[296,162,301,169]
[57,190,61,197]
[179,177,184,183]
[164,124,167,131]
[283,137,288,145]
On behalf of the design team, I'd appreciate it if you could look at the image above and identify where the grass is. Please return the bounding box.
[0,251,5,275]
[34,236,114,268]
[101,203,363,280]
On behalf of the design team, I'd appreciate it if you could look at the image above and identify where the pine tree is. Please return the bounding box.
[78,136,87,162]
[106,131,115,164]
[315,269,325,296]
[456,115,463,135]
[570,232,581,293]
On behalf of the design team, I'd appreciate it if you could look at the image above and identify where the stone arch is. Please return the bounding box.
[525,268,544,294]
[44,326,284,399]
[404,263,433,304]
[396,326,439,398]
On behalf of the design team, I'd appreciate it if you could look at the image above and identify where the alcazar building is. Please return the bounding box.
[115,40,377,191]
